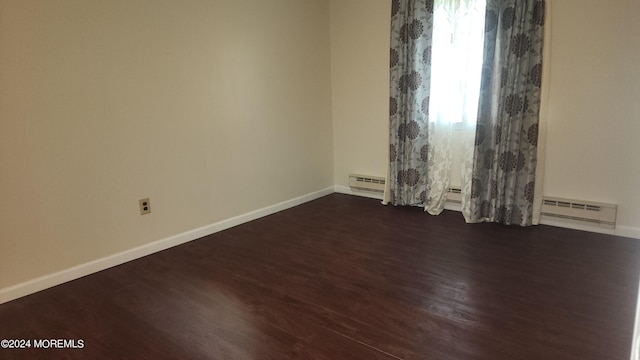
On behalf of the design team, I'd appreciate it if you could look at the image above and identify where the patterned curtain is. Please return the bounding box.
[429,0,485,217]
[387,0,434,207]
[467,0,545,225]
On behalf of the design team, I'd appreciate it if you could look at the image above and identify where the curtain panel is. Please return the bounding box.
[387,0,435,207]
[429,0,486,217]
[467,0,546,226]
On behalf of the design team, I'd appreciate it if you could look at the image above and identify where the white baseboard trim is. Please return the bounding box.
[0,186,335,305]
[615,225,640,240]
[336,185,463,212]
[339,189,640,240]
[540,217,640,239]
[444,202,462,212]
[334,185,384,200]
[632,277,640,360]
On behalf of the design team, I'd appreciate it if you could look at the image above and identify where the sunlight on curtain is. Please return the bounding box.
[423,0,486,216]
[429,0,486,125]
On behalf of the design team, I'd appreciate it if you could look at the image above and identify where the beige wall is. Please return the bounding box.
[0,0,334,289]
[329,0,640,231]
[543,0,640,230]
[330,0,391,186]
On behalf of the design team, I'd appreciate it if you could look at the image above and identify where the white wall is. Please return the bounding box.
[329,0,640,233]
[0,0,334,290]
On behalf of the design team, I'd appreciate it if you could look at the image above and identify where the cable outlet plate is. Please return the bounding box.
[139,198,151,215]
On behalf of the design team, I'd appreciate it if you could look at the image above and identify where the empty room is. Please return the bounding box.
[1,0,640,359]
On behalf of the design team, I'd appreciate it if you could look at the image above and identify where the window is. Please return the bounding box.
[428,0,486,124]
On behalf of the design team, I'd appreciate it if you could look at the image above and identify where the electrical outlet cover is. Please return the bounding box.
[139,198,151,215]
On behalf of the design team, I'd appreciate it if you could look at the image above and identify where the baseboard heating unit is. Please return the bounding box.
[348,174,385,193]
[446,187,462,203]
[541,197,617,229]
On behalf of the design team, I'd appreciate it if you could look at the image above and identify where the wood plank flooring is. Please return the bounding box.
[1,193,639,359]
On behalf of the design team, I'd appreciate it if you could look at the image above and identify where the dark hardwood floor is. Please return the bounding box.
[1,193,639,359]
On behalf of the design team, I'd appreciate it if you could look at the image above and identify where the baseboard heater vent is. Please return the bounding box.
[541,197,617,228]
[447,187,462,203]
[348,174,385,193]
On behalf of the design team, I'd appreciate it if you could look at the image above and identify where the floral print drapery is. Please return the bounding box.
[387,0,545,226]
[468,0,545,226]
[388,0,434,207]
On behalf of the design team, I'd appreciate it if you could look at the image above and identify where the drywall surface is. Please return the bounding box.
[330,0,391,187]
[0,0,334,289]
[543,0,640,230]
